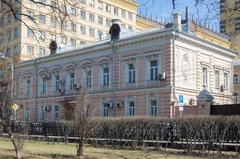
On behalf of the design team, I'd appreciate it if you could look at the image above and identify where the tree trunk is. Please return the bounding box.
[10,135,21,159]
[77,138,84,157]
[15,149,21,159]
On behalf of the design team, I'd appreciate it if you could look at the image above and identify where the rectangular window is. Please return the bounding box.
[60,36,66,44]
[27,28,34,38]
[89,28,95,37]
[128,12,133,20]
[98,16,103,25]
[150,60,158,80]
[54,75,60,92]
[234,92,238,103]
[61,4,67,13]
[202,67,208,86]
[224,72,228,89]
[26,79,31,96]
[215,70,220,89]
[52,105,59,121]
[128,101,135,116]
[7,31,11,42]
[27,45,34,54]
[106,19,111,27]
[121,9,126,18]
[106,5,111,12]
[98,1,103,10]
[86,69,92,88]
[114,7,118,15]
[70,7,77,16]
[14,79,19,96]
[234,74,238,83]
[80,0,86,4]
[80,26,86,34]
[24,107,30,121]
[89,13,95,22]
[149,100,157,116]
[71,23,77,32]
[103,67,109,86]
[39,14,46,24]
[50,34,56,41]
[70,38,76,46]
[69,72,75,90]
[39,31,45,41]
[41,78,47,94]
[128,63,135,83]
[80,10,86,19]
[14,45,20,54]
[102,102,109,117]
[89,0,94,7]
[14,27,20,38]
[60,20,67,30]
[50,1,56,11]
[39,0,46,5]
[50,16,57,27]
[98,31,103,40]
[6,48,12,57]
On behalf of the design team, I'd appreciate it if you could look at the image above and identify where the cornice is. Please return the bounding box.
[16,29,237,69]
[176,32,237,59]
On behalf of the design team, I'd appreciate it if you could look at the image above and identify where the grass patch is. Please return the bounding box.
[0,138,238,159]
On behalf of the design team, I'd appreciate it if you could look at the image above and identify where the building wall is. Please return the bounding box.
[220,0,240,52]
[0,0,162,61]
[13,29,236,122]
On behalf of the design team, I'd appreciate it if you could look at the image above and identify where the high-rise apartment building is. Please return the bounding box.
[220,0,240,51]
[0,0,163,61]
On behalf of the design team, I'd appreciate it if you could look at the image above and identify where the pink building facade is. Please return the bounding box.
[13,21,237,122]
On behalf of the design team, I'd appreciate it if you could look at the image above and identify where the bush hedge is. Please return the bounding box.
[6,116,240,153]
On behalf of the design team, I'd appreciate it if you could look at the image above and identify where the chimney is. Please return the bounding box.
[173,12,182,31]
[49,41,57,55]
[109,19,121,42]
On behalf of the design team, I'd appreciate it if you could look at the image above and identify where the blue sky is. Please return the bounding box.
[136,0,220,30]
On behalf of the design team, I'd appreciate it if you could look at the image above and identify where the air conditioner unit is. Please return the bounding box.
[59,88,65,94]
[45,73,51,80]
[158,72,166,81]
[42,106,50,112]
[60,79,65,85]
[74,83,81,89]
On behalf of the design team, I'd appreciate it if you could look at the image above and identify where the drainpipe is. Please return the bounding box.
[111,41,116,117]
[34,59,38,122]
[171,31,179,118]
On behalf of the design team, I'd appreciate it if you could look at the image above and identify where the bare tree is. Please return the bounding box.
[61,87,94,158]
[0,55,27,159]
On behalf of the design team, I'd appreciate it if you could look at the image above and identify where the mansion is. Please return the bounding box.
[13,14,237,122]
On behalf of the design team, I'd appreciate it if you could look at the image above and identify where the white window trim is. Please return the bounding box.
[100,99,110,117]
[123,59,138,87]
[82,65,93,89]
[52,104,60,121]
[125,96,136,116]
[99,63,111,89]
[201,64,209,88]
[146,95,158,117]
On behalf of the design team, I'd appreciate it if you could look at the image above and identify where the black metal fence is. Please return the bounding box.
[3,117,240,152]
